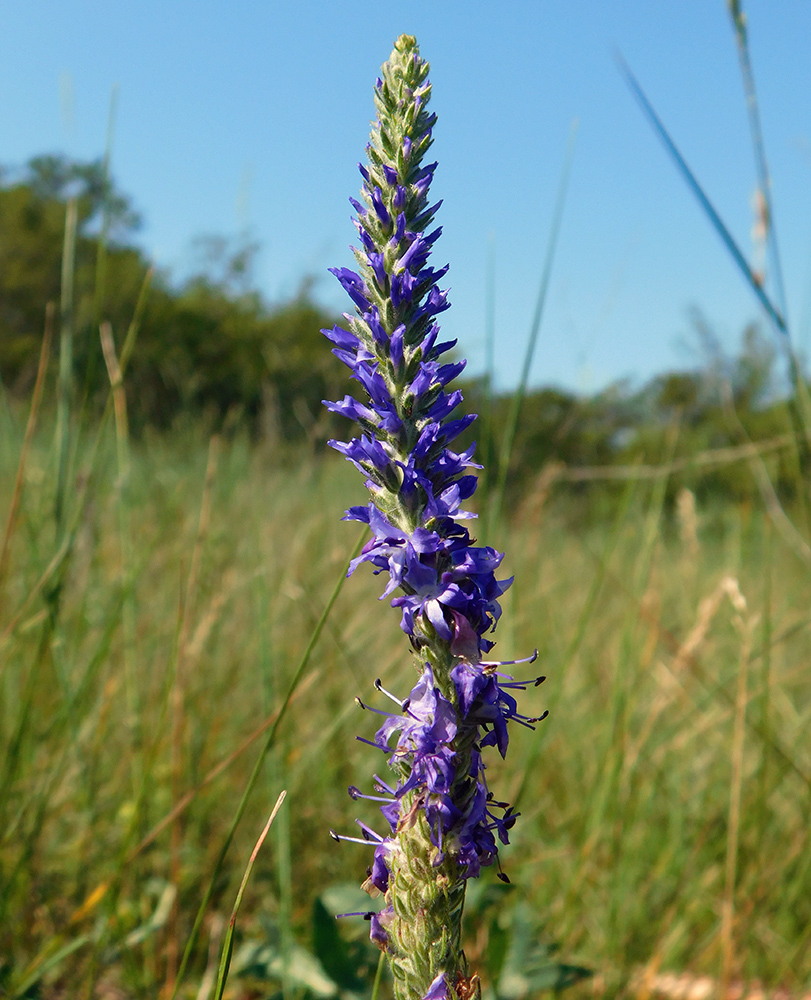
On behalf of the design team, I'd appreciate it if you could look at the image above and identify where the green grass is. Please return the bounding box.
[1,407,810,999]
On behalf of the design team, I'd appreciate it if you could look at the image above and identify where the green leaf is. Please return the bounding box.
[525,964,593,993]
[312,898,366,992]
[496,903,591,998]
[231,940,341,998]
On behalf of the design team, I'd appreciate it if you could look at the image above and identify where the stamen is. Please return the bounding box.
[500,674,546,689]
[356,698,395,717]
[355,819,385,842]
[481,648,538,668]
[373,774,397,795]
[356,736,389,750]
[329,830,378,846]
[374,677,409,709]
[348,785,396,803]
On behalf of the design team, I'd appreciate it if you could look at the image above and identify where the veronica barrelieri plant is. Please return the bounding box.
[324,34,546,1000]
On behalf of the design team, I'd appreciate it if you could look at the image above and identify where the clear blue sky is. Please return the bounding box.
[1,1,810,392]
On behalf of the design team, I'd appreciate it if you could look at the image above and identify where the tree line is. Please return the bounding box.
[0,154,802,508]
[0,154,346,444]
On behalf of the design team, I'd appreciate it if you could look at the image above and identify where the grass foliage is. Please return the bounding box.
[1,403,810,997]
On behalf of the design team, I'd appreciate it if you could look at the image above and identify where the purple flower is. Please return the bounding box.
[370,906,393,949]
[324,34,546,984]
[423,972,449,1000]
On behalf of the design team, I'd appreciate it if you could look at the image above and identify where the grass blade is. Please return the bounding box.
[615,51,787,337]
[55,197,78,542]
[212,790,287,1000]
[727,1,789,328]
[489,119,577,529]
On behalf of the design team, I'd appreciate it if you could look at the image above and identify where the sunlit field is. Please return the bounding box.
[2,411,809,998]
[2,8,811,996]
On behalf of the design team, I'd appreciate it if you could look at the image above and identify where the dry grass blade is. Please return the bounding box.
[549,435,792,482]
[720,587,757,994]
[99,321,129,461]
[212,790,287,1000]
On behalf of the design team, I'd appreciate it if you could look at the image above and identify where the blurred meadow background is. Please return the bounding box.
[2,1,811,998]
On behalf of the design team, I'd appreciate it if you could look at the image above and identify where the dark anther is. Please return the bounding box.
[401,698,411,712]
[329,830,340,841]
[535,676,547,686]
[374,678,383,690]
[497,872,511,884]
[348,786,361,799]
[363,912,374,921]
[355,697,366,710]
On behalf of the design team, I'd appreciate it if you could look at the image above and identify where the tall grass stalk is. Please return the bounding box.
[55,197,78,544]
[91,85,119,332]
[482,233,496,483]
[78,84,119,424]
[725,0,811,513]
[488,120,577,531]
[615,52,786,338]
[720,585,754,995]
[212,790,287,1000]
[727,1,789,336]
[99,320,139,730]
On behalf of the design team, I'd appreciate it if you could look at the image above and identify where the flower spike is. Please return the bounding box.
[325,33,546,1000]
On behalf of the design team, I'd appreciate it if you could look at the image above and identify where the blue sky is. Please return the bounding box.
[1,1,810,392]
